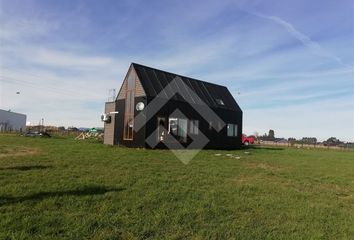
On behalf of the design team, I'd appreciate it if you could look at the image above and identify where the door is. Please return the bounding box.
[157,117,166,142]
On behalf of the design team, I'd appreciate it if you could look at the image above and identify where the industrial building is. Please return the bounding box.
[0,109,27,132]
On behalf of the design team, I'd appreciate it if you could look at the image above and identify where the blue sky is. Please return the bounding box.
[0,0,353,141]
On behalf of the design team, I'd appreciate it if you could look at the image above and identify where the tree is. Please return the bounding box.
[268,129,275,140]
[302,137,317,144]
[324,137,343,146]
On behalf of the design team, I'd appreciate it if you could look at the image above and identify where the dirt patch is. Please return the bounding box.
[0,145,40,158]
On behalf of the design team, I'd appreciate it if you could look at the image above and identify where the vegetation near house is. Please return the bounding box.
[301,137,317,144]
[0,134,353,239]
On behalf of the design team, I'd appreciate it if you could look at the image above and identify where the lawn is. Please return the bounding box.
[0,134,353,239]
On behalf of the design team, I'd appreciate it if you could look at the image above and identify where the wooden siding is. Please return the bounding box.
[135,77,145,97]
[103,102,116,145]
[117,79,127,100]
[117,66,145,100]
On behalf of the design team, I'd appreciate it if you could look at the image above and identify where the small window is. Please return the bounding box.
[227,124,238,137]
[227,124,234,136]
[189,120,199,135]
[216,98,224,105]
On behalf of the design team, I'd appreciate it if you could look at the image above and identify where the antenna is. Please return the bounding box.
[107,88,116,102]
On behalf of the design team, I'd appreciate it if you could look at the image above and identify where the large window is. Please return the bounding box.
[227,124,238,137]
[168,118,188,142]
[123,70,136,140]
[189,120,199,135]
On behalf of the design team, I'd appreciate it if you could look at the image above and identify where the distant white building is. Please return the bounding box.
[0,109,27,132]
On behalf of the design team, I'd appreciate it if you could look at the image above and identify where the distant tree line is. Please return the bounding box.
[255,129,353,149]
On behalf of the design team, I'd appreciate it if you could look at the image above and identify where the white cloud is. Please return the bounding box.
[1,1,353,140]
[0,44,130,127]
[31,48,114,69]
[247,12,344,66]
[0,17,57,42]
[139,36,236,74]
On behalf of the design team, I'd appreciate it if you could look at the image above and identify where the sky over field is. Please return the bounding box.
[0,0,353,141]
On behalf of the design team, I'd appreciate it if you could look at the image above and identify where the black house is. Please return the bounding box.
[103,63,242,149]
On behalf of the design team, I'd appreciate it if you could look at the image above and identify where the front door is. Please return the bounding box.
[157,117,166,142]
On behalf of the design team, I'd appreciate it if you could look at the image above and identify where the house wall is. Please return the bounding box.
[103,102,117,145]
[115,97,147,148]
[0,109,26,132]
[107,97,242,149]
[144,98,242,150]
[117,66,145,100]
[117,79,127,100]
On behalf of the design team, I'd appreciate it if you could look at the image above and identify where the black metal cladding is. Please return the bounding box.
[132,63,242,112]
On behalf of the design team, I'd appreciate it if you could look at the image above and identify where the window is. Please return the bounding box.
[227,124,238,137]
[178,119,188,139]
[189,120,199,135]
[216,98,224,105]
[168,118,178,136]
[123,70,136,140]
[168,118,188,142]
[123,90,134,140]
[227,124,234,136]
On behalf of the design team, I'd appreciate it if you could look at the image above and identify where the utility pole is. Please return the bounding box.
[108,89,116,102]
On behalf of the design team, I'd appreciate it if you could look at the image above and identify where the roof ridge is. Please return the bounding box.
[131,62,227,89]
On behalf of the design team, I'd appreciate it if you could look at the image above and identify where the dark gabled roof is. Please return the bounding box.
[131,63,242,112]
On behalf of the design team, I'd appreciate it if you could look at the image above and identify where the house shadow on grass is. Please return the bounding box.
[0,186,125,206]
[0,165,52,171]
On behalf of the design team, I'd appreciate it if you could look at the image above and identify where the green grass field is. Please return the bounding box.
[0,134,353,239]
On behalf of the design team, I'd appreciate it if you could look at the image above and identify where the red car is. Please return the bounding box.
[242,134,255,145]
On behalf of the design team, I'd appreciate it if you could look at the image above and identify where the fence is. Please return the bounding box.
[260,141,354,151]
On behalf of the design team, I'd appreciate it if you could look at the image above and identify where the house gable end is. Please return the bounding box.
[116,65,146,100]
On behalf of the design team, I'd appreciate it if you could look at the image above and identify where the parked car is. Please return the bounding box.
[242,134,255,145]
[23,131,51,138]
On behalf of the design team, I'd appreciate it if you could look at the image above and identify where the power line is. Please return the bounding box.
[0,76,78,97]
[0,75,104,99]
[0,66,108,96]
